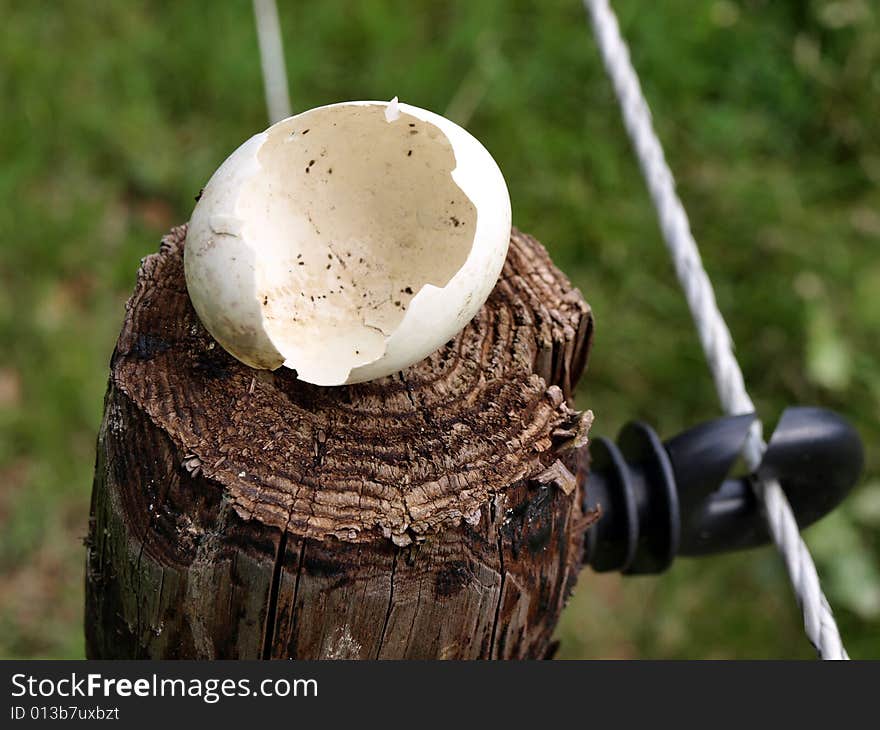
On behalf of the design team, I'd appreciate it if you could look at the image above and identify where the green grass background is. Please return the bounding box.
[1,0,878,659]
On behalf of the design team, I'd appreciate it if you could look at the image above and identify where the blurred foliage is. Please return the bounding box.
[0,0,878,659]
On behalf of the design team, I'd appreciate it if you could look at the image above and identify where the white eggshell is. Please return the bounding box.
[184,99,511,385]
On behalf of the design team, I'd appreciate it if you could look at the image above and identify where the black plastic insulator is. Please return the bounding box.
[583,407,864,574]
[585,424,679,575]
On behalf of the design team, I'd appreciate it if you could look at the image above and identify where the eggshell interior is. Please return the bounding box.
[184,100,511,385]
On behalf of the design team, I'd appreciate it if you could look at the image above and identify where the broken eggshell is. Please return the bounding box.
[184,98,511,386]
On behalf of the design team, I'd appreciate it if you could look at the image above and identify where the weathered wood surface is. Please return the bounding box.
[85,225,595,659]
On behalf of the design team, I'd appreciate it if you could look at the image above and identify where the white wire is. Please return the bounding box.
[583,0,848,659]
[253,0,292,123]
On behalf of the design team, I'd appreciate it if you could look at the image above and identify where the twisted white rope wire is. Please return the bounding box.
[583,0,848,659]
[253,0,292,123]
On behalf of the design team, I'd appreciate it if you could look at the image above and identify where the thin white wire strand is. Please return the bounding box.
[583,0,848,659]
[253,0,292,123]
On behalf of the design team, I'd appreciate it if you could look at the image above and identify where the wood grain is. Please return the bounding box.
[85,225,596,659]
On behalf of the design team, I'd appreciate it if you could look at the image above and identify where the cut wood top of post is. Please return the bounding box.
[110,225,593,546]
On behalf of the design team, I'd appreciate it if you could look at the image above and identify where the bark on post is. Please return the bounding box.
[85,225,595,659]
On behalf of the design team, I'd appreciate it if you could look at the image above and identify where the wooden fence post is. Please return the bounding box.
[85,225,595,659]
